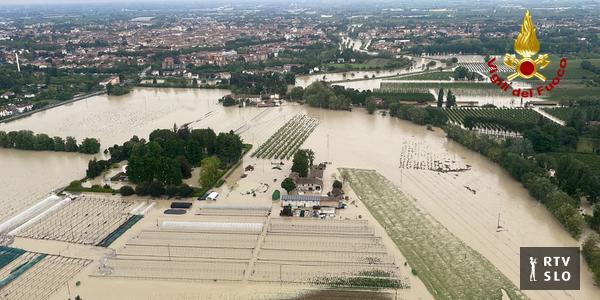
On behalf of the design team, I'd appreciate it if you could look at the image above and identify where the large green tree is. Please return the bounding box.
[199,156,221,188]
[65,136,79,152]
[366,98,377,114]
[79,138,101,154]
[292,150,310,177]
[215,131,243,165]
[281,177,296,193]
[304,81,349,110]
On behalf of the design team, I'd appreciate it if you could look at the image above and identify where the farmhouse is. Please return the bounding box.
[290,163,325,193]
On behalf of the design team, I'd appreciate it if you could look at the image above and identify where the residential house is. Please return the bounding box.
[162,57,175,69]
[1,91,15,100]
[99,76,120,87]
[290,163,326,193]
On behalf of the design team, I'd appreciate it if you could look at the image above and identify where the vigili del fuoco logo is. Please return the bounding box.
[486,10,567,98]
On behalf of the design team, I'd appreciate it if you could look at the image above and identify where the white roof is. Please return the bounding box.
[160,221,262,233]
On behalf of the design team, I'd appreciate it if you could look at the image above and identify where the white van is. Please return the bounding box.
[206,192,219,201]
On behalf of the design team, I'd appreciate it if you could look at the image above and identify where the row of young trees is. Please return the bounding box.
[436,88,456,108]
[0,130,100,154]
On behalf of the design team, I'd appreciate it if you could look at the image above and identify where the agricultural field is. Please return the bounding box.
[535,57,599,81]
[0,246,90,300]
[458,60,514,76]
[541,107,575,121]
[398,140,469,172]
[378,81,506,97]
[512,57,600,100]
[15,196,136,245]
[251,114,318,159]
[445,107,541,132]
[253,219,406,287]
[98,211,408,289]
[338,168,526,300]
[542,106,600,122]
[371,90,435,102]
[457,62,512,74]
[544,83,600,101]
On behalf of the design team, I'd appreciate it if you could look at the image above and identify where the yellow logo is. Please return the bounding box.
[504,10,549,81]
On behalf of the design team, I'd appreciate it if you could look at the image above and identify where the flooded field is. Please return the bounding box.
[0,87,599,299]
[339,168,525,299]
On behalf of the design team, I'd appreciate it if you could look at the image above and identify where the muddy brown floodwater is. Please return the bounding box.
[1,87,599,299]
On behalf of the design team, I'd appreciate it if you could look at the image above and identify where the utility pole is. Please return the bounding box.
[15,53,21,72]
[66,281,72,299]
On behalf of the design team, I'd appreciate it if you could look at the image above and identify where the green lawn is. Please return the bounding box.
[576,137,600,153]
[545,84,600,101]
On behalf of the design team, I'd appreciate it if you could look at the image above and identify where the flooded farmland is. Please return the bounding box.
[1,87,599,299]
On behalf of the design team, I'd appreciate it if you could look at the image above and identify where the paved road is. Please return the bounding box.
[532,106,565,126]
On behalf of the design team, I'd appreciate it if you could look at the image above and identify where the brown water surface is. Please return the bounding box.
[1,87,598,299]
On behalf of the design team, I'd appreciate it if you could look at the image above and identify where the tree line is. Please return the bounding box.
[302,81,351,110]
[389,103,447,126]
[583,234,600,286]
[299,82,438,112]
[229,72,294,96]
[0,130,100,154]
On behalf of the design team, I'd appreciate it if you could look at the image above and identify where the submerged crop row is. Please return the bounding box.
[339,168,527,300]
[251,114,318,160]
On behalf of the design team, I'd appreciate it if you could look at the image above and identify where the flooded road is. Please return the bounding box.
[1,87,598,299]
[295,56,440,89]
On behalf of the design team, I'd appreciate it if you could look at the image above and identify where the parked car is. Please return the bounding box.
[197,191,211,201]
